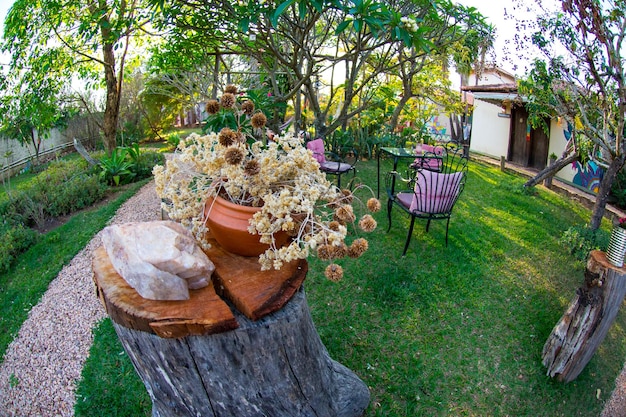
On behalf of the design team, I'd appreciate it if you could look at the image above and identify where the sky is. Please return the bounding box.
[457,0,560,76]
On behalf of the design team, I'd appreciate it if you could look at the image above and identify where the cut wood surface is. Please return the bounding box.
[93,246,238,338]
[542,250,626,382]
[92,232,308,338]
[203,233,308,320]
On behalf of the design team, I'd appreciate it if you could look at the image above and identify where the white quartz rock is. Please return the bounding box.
[101,221,213,300]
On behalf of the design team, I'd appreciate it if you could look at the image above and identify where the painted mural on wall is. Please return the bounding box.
[564,121,604,193]
[572,160,603,193]
[427,116,448,139]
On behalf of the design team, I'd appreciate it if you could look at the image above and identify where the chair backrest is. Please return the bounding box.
[306,138,326,164]
[413,144,445,172]
[409,145,468,214]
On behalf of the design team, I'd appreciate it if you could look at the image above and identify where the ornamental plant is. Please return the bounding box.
[154,85,380,280]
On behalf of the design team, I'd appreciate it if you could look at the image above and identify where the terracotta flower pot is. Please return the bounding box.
[204,195,289,257]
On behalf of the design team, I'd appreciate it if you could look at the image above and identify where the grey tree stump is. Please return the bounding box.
[112,288,370,417]
[542,250,626,382]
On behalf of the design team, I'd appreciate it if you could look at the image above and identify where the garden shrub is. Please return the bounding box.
[99,148,135,186]
[559,225,608,261]
[45,173,108,217]
[0,218,39,273]
[129,150,164,180]
[165,133,181,151]
[0,146,162,272]
[0,158,108,227]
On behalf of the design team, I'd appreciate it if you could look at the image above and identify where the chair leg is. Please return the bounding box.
[402,216,416,256]
[386,199,393,232]
[445,217,451,246]
[426,218,432,232]
[337,174,341,188]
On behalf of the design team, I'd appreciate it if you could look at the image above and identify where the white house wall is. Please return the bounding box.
[548,119,576,183]
[469,99,604,193]
[469,99,511,158]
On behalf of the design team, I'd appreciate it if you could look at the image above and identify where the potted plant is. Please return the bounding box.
[154,85,380,281]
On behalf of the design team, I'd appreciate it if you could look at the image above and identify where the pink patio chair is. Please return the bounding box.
[306,138,357,188]
[385,144,468,255]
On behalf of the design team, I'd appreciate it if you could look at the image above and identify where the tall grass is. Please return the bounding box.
[72,158,624,415]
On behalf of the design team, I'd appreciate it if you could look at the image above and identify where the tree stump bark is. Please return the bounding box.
[93,242,369,416]
[542,250,626,382]
[112,289,369,417]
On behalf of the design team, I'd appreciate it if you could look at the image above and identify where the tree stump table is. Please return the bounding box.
[542,250,626,382]
[92,240,370,417]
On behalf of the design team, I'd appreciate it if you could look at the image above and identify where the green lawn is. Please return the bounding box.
[3,156,622,416]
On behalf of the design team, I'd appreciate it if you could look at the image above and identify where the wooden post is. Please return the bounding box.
[542,250,626,382]
[543,156,557,188]
[93,243,369,417]
[500,156,506,171]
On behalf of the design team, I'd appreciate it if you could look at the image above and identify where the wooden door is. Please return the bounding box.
[509,106,530,166]
[530,123,549,169]
[508,106,550,169]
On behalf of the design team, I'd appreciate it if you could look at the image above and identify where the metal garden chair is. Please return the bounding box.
[306,138,357,188]
[385,144,468,255]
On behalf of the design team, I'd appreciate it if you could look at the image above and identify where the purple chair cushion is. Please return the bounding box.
[320,161,353,173]
[413,144,444,171]
[306,139,326,164]
[409,170,464,214]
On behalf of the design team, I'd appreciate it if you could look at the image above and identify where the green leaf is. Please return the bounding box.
[335,20,351,34]
[272,0,295,26]
[298,1,307,20]
[239,17,250,32]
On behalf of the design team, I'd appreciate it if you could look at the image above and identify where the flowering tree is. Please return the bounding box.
[519,0,626,230]
[152,0,490,139]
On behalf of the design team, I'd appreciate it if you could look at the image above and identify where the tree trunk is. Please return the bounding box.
[589,154,626,230]
[93,243,369,417]
[29,128,41,162]
[524,151,579,188]
[449,114,461,142]
[389,94,411,134]
[542,250,626,382]
[102,42,120,155]
[111,289,369,417]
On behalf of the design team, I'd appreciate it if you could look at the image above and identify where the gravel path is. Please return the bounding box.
[602,362,626,417]
[0,179,624,416]
[0,181,161,416]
